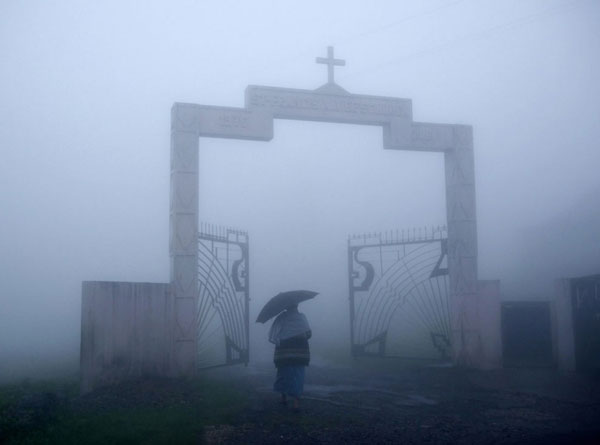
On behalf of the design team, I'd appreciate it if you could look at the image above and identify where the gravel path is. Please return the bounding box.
[3,362,598,443]
[203,362,600,444]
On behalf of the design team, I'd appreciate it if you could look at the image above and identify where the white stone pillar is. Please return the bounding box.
[170,105,200,375]
[476,280,502,369]
[445,125,480,366]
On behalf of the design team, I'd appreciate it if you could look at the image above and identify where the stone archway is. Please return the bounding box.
[169,48,484,374]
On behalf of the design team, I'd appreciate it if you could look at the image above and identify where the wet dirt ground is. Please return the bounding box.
[204,361,600,444]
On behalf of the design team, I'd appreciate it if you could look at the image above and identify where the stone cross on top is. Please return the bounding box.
[316,46,345,85]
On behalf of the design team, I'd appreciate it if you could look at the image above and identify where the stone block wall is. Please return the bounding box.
[80,281,172,393]
[476,280,502,369]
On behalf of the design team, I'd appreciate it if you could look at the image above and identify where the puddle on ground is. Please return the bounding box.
[394,394,437,406]
[304,384,366,395]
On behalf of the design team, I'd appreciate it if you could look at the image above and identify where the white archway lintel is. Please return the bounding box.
[169,84,495,372]
[171,86,471,153]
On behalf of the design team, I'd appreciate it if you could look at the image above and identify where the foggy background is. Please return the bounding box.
[1,0,599,380]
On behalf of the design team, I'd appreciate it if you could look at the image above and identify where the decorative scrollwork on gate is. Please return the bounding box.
[197,223,249,368]
[348,227,451,360]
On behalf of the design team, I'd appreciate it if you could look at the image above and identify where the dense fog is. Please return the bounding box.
[1,0,599,381]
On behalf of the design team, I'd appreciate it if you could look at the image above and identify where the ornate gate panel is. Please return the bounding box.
[349,227,451,360]
[197,223,249,368]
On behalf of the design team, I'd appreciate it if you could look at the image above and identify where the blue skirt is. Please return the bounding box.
[273,365,305,397]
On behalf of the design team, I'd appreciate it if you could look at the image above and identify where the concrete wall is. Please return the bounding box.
[452,278,579,371]
[477,280,502,369]
[80,281,172,393]
[454,276,579,371]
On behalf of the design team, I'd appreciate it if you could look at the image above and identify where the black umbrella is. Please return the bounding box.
[255,290,318,323]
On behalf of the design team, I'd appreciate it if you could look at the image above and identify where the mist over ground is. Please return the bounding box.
[1,0,599,381]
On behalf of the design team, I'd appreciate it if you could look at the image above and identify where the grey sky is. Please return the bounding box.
[1,0,599,376]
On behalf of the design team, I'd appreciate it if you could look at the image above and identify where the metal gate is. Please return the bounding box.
[348,227,451,360]
[197,223,249,368]
[571,274,600,372]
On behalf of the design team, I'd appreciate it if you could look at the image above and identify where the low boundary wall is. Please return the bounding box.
[80,281,172,393]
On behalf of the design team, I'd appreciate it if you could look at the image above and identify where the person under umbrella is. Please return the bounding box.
[268,303,312,412]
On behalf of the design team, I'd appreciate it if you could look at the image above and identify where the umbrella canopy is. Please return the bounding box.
[255,290,318,323]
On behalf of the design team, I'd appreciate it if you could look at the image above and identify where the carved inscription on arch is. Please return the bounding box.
[384,120,454,152]
[246,85,412,124]
[171,103,273,141]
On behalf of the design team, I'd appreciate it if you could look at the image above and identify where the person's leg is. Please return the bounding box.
[275,366,293,407]
[274,366,286,406]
